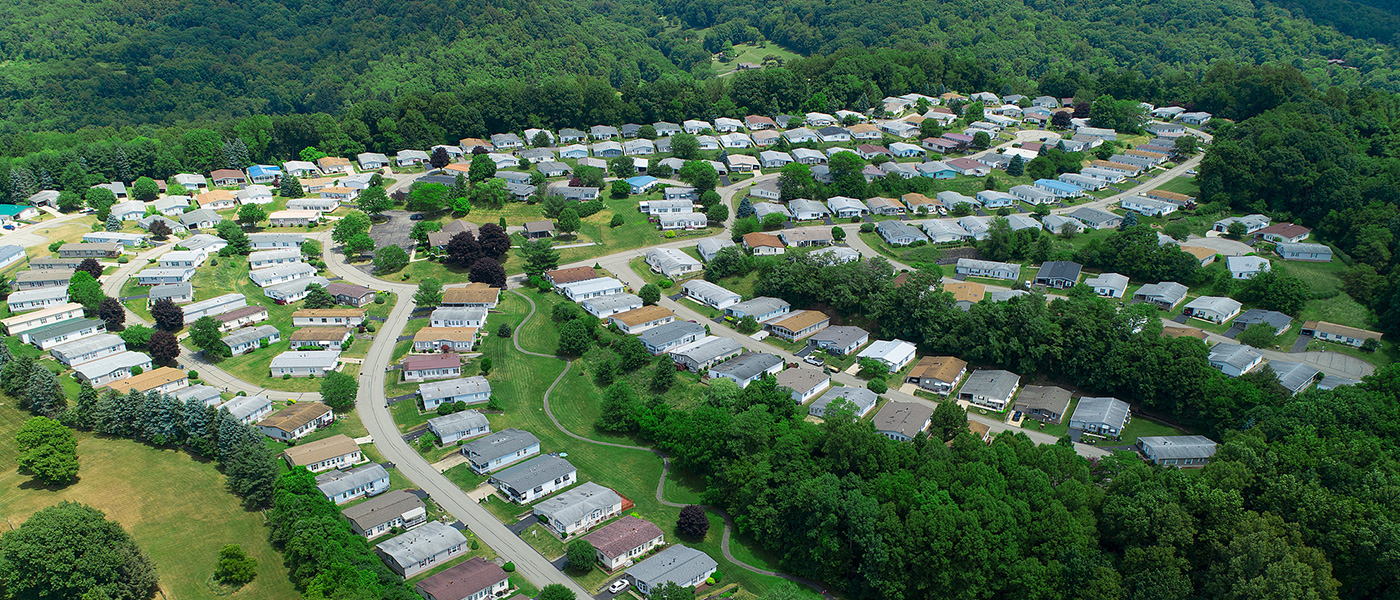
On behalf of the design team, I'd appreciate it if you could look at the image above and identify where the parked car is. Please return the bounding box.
[410,213,425,220]
[609,580,630,594]
[803,356,823,366]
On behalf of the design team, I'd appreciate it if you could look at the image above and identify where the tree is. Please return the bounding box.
[1237,270,1310,316]
[736,196,755,219]
[131,177,159,201]
[237,203,266,226]
[120,325,152,349]
[557,319,593,356]
[150,298,184,331]
[148,330,180,365]
[345,233,376,257]
[470,178,508,209]
[610,180,631,198]
[215,220,250,254]
[972,131,991,150]
[303,283,335,308]
[429,146,451,170]
[650,358,675,392]
[85,187,116,219]
[76,257,104,280]
[415,278,443,307]
[540,584,577,600]
[214,544,258,586]
[828,151,866,198]
[320,371,358,412]
[497,323,514,338]
[565,540,596,574]
[97,297,126,331]
[1172,135,1200,161]
[27,365,64,417]
[735,316,760,334]
[477,223,511,258]
[279,174,304,198]
[357,186,392,217]
[920,119,945,139]
[190,316,226,357]
[639,283,661,305]
[671,133,700,159]
[1051,111,1073,130]
[148,219,172,239]
[557,208,580,237]
[409,182,450,212]
[1007,154,1025,177]
[15,416,79,485]
[1237,323,1278,348]
[479,357,493,375]
[57,190,83,212]
[520,239,560,277]
[706,203,728,223]
[677,505,710,539]
[299,146,328,162]
[469,153,497,183]
[68,271,104,310]
[373,244,409,274]
[652,582,694,600]
[678,160,719,192]
[0,502,159,600]
[469,258,506,288]
[831,226,846,241]
[331,210,371,246]
[610,156,636,179]
[105,214,122,232]
[222,443,276,509]
[410,220,441,246]
[446,231,482,266]
[929,400,967,441]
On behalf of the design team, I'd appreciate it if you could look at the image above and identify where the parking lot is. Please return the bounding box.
[370,210,420,252]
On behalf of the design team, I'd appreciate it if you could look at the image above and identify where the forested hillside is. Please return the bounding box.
[3,0,1400,132]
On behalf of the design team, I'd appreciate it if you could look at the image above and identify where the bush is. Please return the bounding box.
[867,378,888,394]
[375,294,386,304]
[502,562,516,572]
[187,370,198,380]
[366,322,376,332]
[117,255,129,264]
[658,279,673,289]
[283,374,292,380]
[498,323,514,337]
[610,214,625,227]
[664,231,676,238]
[860,223,875,233]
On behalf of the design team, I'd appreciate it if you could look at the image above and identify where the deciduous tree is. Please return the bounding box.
[414,278,443,308]
[303,283,335,308]
[520,239,559,277]
[15,416,78,485]
[639,283,661,305]
[477,223,510,258]
[97,297,126,331]
[470,258,506,288]
[0,502,158,600]
[320,371,358,412]
[190,316,226,358]
[148,330,180,365]
[677,505,709,539]
[373,244,409,274]
[150,298,184,331]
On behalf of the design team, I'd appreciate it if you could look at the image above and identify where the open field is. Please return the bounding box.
[1153,176,1200,197]
[714,43,803,74]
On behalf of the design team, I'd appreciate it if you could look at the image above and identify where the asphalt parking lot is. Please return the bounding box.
[371,210,419,252]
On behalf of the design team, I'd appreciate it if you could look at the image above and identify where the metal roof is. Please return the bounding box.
[809,386,878,417]
[1139,435,1218,460]
[462,429,539,464]
[221,325,280,347]
[316,463,389,497]
[711,352,783,381]
[419,376,492,402]
[1072,397,1130,429]
[376,521,467,568]
[627,545,717,588]
[427,410,489,437]
[960,369,1021,400]
[533,481,620,525]
[491,455,576,491]
[269,350,340,369]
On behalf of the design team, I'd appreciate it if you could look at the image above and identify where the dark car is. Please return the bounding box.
[409,213,425,220]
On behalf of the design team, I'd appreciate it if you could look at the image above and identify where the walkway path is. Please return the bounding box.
[506,290,832,597]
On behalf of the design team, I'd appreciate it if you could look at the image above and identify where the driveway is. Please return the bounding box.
[371,210,420,252]
[1181,233,1252,257]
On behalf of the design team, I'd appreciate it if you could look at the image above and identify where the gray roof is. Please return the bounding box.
[265,276,331,300]
[1139,436,1218,461]
[269,350,340,369]
[25,318,103,341]
[181,234,227,252]
[581,293,643,314]
[727,297,790,318]
[809,386,879,417]
[1233,309,1293,334]
[221,324,280,347]
[681,280,739,304]
[221,395,271,421]
[174,384,223,406]
[49,333,124,359]
[427,410,490,438]
[696,238,736,260]
[247,233,305,245]
[532,482,621,525]
[876,220,926,241]
[960,369,1020,400]
[376,521,467,568]
[1014,385,1072,414]
[809,325,869,349]
[431,307,488,323]
[491,455,576,491]
[672,336,742,364]
[72,351,150,380]
[343,489,425,531]
[249,262,317,285]
[638,321,704,347]
[179,208,222,226]
[872,401,935,438]
[710,352,783,381]
[1135,281,1188,305]
[775,368,829,395]
[462,429,540,464]
[1072,397,1130,429]
[1068,207,1120,225]
[627,545,718,588]
[149,282,193,301]
[316,463,390,498]
[6,286,68,304]
[1035,260,1082,282]
[1316,375,1360,390]
[419,377,492,402]
[1269,361,1320,394]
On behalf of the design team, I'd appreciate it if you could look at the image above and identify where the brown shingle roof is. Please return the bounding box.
[1304,321,1382,341]
[907,356,967,383]
[611,305,675,327]
[196,190,235,206]
[416,557,508,600]
[742,232,783,248]
[582,516,664,560]
[259,401,332,433]
[215,305,269,323]
[1145,190,1193,203]
[413,327,478,343]
[944,281,985,303]
[327,282,374,299]
[104,367,186,394]
[443,283,500,305]
[770,310,829,333]
[1179,246,1216,261]
[290,327,352,343]
[403,354,460,371]
[282,434,360,466]
[546,266,601,285]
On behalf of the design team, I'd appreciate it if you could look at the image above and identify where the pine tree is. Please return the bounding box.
[105,214,121,232]
[92,390,124,435]
[68,381,99,430]
[233,138,251,168]
[737,197,755,219]
[223,140,239,169]
[114,389,144,437]
[37,168,53,191]
[114,147,132,182]
[224,443,277,508]
[26,366,64,418]
[0,338,12,369]
[279,175,304,199]
[10,170,31,200]
[1,355,35,397]
[217,414,248,462]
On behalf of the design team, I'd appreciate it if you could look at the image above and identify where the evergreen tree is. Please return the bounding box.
[737,196,755,219]
[519,239,560,277]
[1007,154,1025,177]
[68,381,99,430]
[37,168,53,191]
[414,278,443,308]
[1,355,35,397]
[233,138,251,168]
[223,443,277,508]
[279,175,304,199]
[302,283,335,309]
[114,147,132,182]
[105,214,122,231]
[451,173,469,200]
[25,365,64,417]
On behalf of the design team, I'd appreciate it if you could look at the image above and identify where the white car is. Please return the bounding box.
[803,356,823,367]
[608,579,630,594]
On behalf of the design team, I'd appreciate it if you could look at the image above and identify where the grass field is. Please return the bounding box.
[0,402,296,600]
[1153,176,1200,197]
[714,43,803,74]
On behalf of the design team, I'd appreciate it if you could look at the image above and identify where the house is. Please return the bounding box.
[624,139,656,156]
[1213,214,1271,235]
[726,297,791,323]
[750,130,781,146]
[428,410,490,445]
[670,336,743,372]
[1316,375,1360,390]
[49,333,125,368]
[749,202,788,223]
[72,351,153,386]
[778,228,833,249]
[809,386,879,418]
[759,151,793,169]
[1066,207,1121,229]
[808,325,870,356]
[412,327,479,353]
[579,517,665,573]
[401,354,460,382]
[25,318,106,350]
[258,401,334,441]
[1271,361,1322,395]
[248,232,304,250]
[1184,296,1242,324]
[645,248,702,278]
[1133,281,1189,309]
[534,481,623,537]
[14,269,75,290]
[59,242,122,259]
[1070,397,1131,437]
[221,395,273,425]
[1227,256,1271,279]
[1302,321,1383,347]
[327,282,376,307]
[102,366,187,396]
[291,327,354,350]
[696,238,736,262]
[1138,436,1218,467]
[248,262,316,288]
[208,169,247,186]
[627,545,717,596]
[1122,197,1178,217]
[611,305,676,334]
[1033,261,1082,289]
[663,187,697,202]
[317,463,390,504]
[786,199,828,222]
[4,302,85,340]
[268,349,340,378]
[7,286,70,313]
[682,280,741,309]
[1232,309,1293,336]
[171,384,221,407]
[159,250,209,269]
[214,305,269,332]
[708,352,785,388]
[430,307,487,329]
[344,490,426,541]
[639,322,705,355]
[1085,273,1129,298]
[857,339,918,373]
[1254,224,1311,244]
[902,193,944,215]
[768,309,831,341]
[905,356,967,394]
[544,266,601,287]
[441,283,502,309]
[283,434,363,474]
[824,196,868,219]
[1276,242,1333,262]
[955,258,1021,281]
[1180,111,1212,125]
[866,197,905,216]
[0,244,23,271]
[784,129,820,145]
[1013,386,1073,424]
[876,220,928,246]
[490,455,577,504]
[181,293,248,324]
[958,369,1021,411]
[357,153,390,171]
[581,294,644,319]
[1209,343,1264,377]
[943,158,988,177]
[558,277,625,302]
[376,521,468,578]
[775,368,831,404]
[219,325,280,356]
[491,133,524,150]
[134,266,198,286]
[292,308,366,328]
[462,429,541,473]
[873,402,935,442]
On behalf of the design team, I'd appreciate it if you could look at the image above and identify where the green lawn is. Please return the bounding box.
[0,401,298,600]
[1153,176,1200,197]
[1117,414,1192,446]
[714,43,803,74]
[521,523,568,560]
[443,463,488,491]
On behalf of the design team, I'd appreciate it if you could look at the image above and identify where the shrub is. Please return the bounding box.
[188,370,198,380]
[868,378,888,394]
[366,322,376,332]
[498,323,514,337]
[375,294,386,304]
[283,374,292,380]
[502,562,516,572]
[117,255,129,264]
[860,223,875,233]
[664,231,676,238]
[658,279,673,289]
